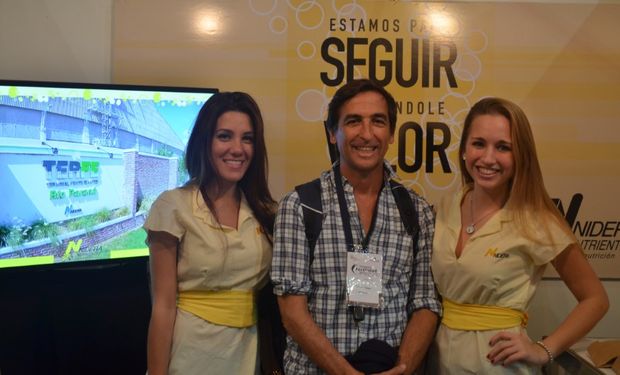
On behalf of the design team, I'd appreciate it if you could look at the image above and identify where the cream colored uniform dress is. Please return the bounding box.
[144,185,272,375]
[431,189,573,374]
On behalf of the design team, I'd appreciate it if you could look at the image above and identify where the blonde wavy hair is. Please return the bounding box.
[458,97,575,244]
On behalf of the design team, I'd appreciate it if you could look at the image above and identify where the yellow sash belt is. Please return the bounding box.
[442,298,528,331]
[177,290,256,328]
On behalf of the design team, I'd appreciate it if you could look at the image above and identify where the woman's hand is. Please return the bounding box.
[487,331,549,367]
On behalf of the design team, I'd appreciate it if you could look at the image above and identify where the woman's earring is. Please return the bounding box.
[462,154,466,160]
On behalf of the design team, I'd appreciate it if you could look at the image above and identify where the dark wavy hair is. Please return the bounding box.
[185,92,275,235]
[325,78,398,135]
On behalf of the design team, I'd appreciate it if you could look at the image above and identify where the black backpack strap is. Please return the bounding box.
[389,180,419,248]
[295,178,419,262]
[295,178,323,264]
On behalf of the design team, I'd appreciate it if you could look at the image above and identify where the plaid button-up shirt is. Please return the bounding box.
[272,163,442,374]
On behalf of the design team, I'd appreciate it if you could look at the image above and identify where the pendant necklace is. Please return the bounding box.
[465,193,498,235]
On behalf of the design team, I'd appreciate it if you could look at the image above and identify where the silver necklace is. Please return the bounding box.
[465,193,498,234]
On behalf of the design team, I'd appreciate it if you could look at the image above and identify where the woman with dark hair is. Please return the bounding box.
[144,92,277,374]
[430,97,608,374]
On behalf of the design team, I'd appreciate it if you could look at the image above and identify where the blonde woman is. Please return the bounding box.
[431,97,608,374]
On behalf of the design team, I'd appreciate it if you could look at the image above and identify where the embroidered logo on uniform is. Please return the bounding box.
[484,248,509,259]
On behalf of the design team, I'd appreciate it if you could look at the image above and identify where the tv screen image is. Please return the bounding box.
[0,80,217,269]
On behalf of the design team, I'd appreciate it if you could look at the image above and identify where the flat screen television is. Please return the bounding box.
[0,80,217,269]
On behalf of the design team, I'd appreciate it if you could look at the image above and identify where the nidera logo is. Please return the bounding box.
[552,194,583,228]
[484,248,509,259]
[62,239,83,260]
[553,193,620,256]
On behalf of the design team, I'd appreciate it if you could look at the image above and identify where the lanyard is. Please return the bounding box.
[332,165,381,252]
[333,165,382,323]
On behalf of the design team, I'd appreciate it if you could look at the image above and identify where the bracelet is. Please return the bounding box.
[535,340,554,364]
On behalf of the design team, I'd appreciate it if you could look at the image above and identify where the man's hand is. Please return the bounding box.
[277,295,359,374]
[396,309,439,374]
[374,363,406,375]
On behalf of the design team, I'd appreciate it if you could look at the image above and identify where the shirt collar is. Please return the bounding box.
[329,159,396,190]
[191,185,252,229]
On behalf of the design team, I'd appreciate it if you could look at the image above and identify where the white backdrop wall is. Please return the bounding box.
[0,0,617,342]
[0,0,111,83]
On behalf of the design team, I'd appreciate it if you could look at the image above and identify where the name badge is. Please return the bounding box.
[346,252,383,308]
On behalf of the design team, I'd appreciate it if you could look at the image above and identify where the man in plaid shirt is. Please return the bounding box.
[271,79,442,374]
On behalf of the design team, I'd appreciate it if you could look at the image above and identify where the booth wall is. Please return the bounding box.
[0,1,617,373]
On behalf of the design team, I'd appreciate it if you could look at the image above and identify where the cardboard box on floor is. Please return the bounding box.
[588,341,620,374]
